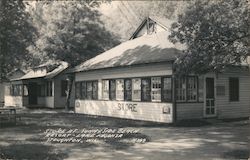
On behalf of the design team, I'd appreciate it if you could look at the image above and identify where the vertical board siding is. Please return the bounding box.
[216,72,250,119]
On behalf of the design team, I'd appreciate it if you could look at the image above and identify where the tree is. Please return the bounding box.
[169,0,250,74]
[0,0,36,80]
[30,1,119,67]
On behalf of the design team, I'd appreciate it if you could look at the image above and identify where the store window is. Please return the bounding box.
[102,80,109,100]
[162,77,172,102]
[142,78,151,101]
[81,81,86,99]
[176,77,186,101]
[124,79,132,101]
[132,78,141,101]
[151,77,161,102]
[116,79,124,101]
[109,80,116,100]
[92,81,98,100]
[187,76,197,101]
[61,80,68,97]
[229,77,239,101]
[86,81,93,99]
[75,82,81,99]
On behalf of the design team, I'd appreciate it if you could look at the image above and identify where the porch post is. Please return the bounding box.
[65,74,74,111]
[172,62,177,123]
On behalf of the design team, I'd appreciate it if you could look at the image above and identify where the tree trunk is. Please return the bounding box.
[65,74,74,111]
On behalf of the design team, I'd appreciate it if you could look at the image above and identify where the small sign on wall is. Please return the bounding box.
[216,85,225,96]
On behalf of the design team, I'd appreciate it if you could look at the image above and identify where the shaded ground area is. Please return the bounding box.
[0,110,249,160]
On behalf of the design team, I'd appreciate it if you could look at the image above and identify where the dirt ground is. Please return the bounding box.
[0,109,249,160]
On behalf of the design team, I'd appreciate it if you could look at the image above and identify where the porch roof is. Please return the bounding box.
[71,31,183,73]
[11,61,68,81]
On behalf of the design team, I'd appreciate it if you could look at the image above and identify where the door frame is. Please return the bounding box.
[203,74,217,118]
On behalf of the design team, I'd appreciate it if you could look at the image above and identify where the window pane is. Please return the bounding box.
[151,77,161,102]
[229,77,239,101]
[187,77,197,101]
[86,81,93,99]
[142,78,151,101]
[109,80,116,100]
[102,80,109,100]
[124,79,132,101]
[92,81,98,100]
[116,79,124,100]
[81,82,86,99]
[162,77,172,102]
[132,78,141,101]
[176,77,186,101]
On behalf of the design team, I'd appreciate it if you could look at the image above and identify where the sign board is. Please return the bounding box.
[75,100,173,123]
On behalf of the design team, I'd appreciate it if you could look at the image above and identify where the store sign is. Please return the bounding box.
[75,100,173,123]
[117,103,137,112]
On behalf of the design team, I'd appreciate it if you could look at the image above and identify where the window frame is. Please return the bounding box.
[102,80,109,100]
[116,79,124,101]
[151,77,162,102]
[109,79,116,100]
[229,77,239,102]
[132,78,141,101]
[176,77,187,102]
[124,78,132,101]
[186,76,198,102]
[161,76,172,102]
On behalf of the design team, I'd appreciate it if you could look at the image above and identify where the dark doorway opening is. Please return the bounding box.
[28,82,38,105]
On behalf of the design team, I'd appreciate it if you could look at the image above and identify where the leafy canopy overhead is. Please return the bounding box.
[30,1,119,67]
[0,0,36,80]
[169,0,250,74]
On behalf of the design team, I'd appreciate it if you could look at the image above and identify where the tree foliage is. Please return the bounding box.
[169,0,250,74]
[0,0,36,80]
[30,1,119,66]
[102,1,188,41]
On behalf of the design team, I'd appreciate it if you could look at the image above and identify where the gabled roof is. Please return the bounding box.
[72,31,183,73]
[11,61,68,81]
[129,16,174,40]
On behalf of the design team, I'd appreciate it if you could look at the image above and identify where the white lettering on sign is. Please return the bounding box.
[118,103,137,112]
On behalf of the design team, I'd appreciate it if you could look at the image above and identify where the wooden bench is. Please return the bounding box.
[0,108,21,124]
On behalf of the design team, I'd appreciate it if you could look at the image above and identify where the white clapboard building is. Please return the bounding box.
[4,61,74,109]
[71,17,250,123]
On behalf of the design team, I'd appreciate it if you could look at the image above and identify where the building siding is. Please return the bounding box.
[176,103,203,120]
[75,100,173,123]
[75,63,172,81]
[216,71,250,119]
[74,63,173,123]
